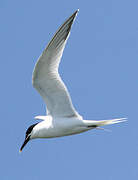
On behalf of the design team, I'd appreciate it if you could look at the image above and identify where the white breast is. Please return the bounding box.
[31,116,86,138]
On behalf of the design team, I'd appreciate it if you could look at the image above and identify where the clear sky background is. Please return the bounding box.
[0,0,137,179]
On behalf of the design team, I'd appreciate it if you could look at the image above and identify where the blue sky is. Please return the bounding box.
[0,0,137,179]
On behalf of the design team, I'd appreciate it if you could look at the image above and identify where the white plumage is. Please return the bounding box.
[20,10,126,152]
[32,10,80,118]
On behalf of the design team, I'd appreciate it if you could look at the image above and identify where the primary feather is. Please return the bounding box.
[20,10,126,152]
[32,10,80,118]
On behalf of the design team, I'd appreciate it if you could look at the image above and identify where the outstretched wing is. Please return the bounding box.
[32,10,80,118]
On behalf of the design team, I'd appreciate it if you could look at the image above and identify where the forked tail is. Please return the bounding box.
[95,118,127,126]
[85,118,127,128]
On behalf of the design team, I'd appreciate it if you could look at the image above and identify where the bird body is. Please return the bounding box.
[31,116,126,139]
[20,9,126,152]
[32,116,85,138]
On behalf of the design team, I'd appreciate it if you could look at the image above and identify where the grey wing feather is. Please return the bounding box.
[32,10,80,118]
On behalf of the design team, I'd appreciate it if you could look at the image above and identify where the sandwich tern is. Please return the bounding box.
[20,9,126,152]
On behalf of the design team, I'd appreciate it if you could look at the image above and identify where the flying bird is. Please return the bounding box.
[20,9,126,152]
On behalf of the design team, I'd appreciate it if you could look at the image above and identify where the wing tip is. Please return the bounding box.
[73,9,79,17]
[76,9,79,13]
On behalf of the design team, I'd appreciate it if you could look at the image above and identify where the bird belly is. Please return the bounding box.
[40,126,88,138]
[36,118,89,138]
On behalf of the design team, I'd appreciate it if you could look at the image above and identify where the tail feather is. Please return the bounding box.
[96,118,127,127]
[85,118,127,127]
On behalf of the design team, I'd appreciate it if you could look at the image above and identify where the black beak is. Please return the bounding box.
[19,136,30,152]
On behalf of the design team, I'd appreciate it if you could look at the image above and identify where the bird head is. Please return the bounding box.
[19,123,38,152]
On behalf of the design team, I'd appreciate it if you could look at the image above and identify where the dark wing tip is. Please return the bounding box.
[72,9,79,17]
[69,9,79,24]
[75,9,79,15]
[44,9,79,51]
